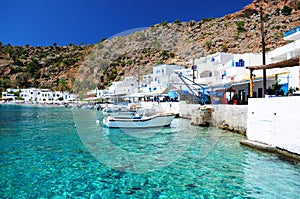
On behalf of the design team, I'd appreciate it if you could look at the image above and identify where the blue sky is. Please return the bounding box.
[0,0,253,46]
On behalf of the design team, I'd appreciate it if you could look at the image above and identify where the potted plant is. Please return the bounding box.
[288,87,294,96]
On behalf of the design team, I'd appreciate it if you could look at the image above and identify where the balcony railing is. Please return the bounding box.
[284,26,300,38]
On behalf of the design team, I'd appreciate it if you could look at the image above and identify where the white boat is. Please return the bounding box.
[103,108,175,128]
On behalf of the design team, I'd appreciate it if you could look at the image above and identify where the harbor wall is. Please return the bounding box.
[140,101,181,115]
[140,101,200,118]
[141,102,248,133]
[210,105,248,133]
[247,97,300,155]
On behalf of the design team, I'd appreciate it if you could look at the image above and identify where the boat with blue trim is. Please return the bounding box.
[103,108,175,128]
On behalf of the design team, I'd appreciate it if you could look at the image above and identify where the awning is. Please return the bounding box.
[246,56,300,70]
[168,91,179,98]
[128,93,147,98]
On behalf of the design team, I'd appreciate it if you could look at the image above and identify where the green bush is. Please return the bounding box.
[275,8,281,15]
[221,44,228,52]
[17,96,24,100]
[155,61,164,66]
[111,68,117,73]
[27,59,40,73]
[161,21,168,26]
[297,2,300,10]
[236,21,246,33]
[0,78,11,91]
[169,52,175,58]
[263,14,270,22]
[97,43,104,50]
[161,50,168,56]
[202,17,215,22]
[273,25,281,30]
[127,60,133,65]
[33,71,41,79]
[108,74,116,80]
[174,19,181,24]
[62,58,76,66]
[224,22,232,27]
[281,5,292,15]
[39,52,47,58]
[205,41,212,50]
[20,49,27,56]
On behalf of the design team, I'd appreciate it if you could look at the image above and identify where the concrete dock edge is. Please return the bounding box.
[240,139,300,163]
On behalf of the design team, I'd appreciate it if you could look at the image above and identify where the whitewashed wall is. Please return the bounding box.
[140,101,199,118]
[247,97,300,155]
[211,105,248,132]
[140,101,181,115]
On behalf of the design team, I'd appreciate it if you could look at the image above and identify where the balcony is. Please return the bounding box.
[284,26,300,41]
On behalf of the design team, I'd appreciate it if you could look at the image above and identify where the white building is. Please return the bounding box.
[191,25,300,103]
[145,64,185,93]
[108,76,138,95]
[19,88,40,101]
[1,88,76,103]
[190,53,235,85]
[96,89,113,99]
[6,88,20,93]
[1,92,16,101]
[53,91,75,102]
[36,89,54,103]
[141,74,153,87]
[246,26,300,156]
[99,64,186,98]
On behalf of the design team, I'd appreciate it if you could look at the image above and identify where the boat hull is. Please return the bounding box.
[103,114,175,128]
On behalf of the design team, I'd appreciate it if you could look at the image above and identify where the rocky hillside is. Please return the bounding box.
[77,0,300,92]
[0,44,92,91]
[1,0,300,93]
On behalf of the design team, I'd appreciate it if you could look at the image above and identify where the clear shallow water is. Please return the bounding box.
[0,105,299,198]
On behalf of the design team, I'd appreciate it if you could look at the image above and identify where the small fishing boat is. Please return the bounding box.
[103,108,176,128]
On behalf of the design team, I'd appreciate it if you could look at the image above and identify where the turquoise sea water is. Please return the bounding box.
[0,105,300,198]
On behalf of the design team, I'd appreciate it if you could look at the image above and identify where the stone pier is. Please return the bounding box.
[141,101,248,134]
[211,105,248,134]
[190,104,248,134]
